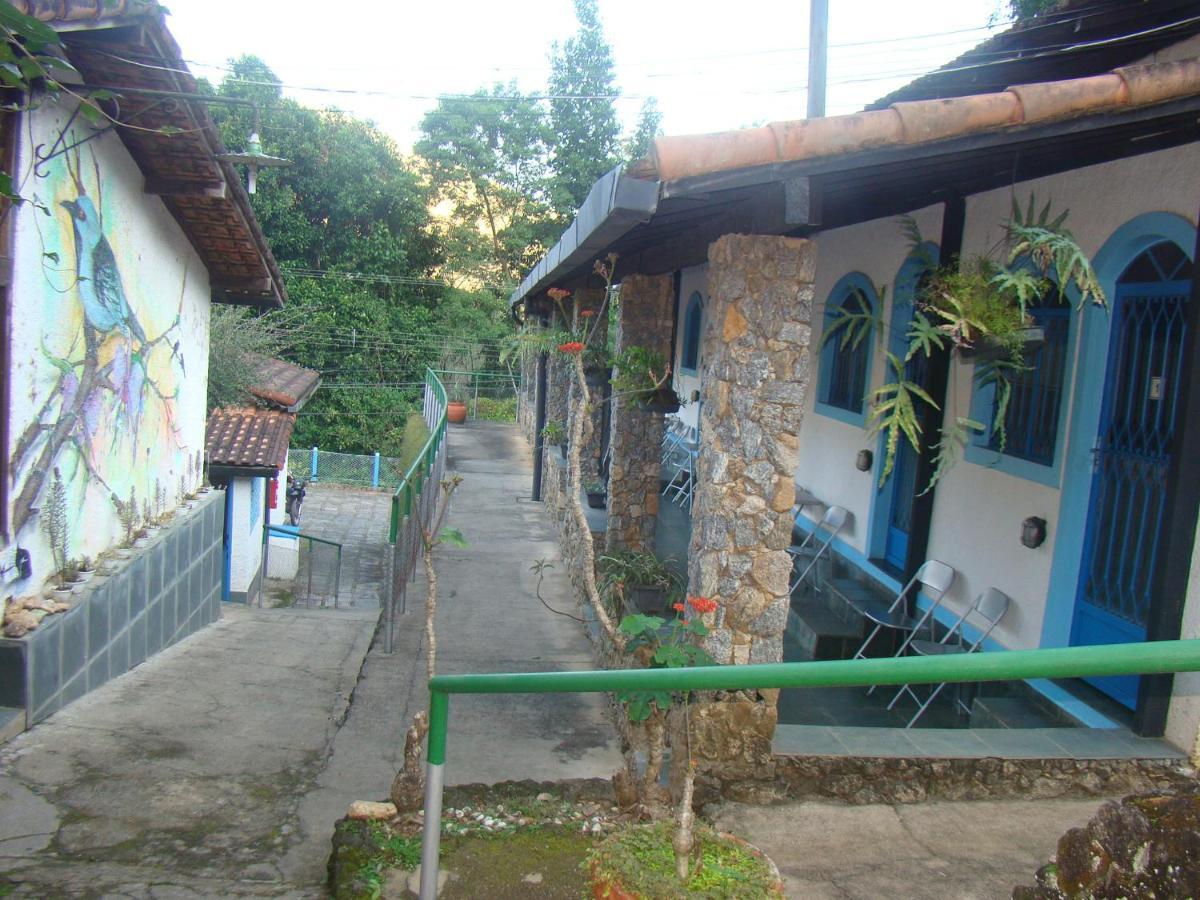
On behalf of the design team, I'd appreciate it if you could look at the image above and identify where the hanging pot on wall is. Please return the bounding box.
[639,387,681,414]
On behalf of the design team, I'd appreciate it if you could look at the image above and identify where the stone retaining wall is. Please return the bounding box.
[697,753,1191,809]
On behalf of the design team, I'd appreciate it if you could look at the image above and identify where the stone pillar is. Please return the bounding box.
[605,273,675,554]
[573,287,609,485]
[688,234,815,667]
[545,308,571,441]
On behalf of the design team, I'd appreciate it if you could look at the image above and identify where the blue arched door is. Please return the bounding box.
[1071,240,1191,707]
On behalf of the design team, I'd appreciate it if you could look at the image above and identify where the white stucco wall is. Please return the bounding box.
[795,204,945,553]
[3,96,211,592]
[228,476,265,600]
[672,264,707,430]
[793,142,1200,668]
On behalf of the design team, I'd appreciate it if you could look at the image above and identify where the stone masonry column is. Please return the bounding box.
[688,234,815,666]
[572,287,609,485]
[605,273,674,553]
[545,307,571,441]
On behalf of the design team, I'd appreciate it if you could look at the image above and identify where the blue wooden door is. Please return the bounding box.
[1072,242,1190,708]
[883,323,930,570]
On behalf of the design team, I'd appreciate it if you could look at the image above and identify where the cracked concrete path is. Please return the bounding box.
[0,602,378,898]
[0,422,621,898]
[712,797,1116,898]
[287,422,623,853]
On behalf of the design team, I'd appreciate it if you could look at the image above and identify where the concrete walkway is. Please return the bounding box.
[0,421,621,897]
[713,798,1109,899]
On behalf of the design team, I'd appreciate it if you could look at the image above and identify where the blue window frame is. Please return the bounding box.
[816,273,876,425]
[987,298,1071,466]
[680,291,703,374]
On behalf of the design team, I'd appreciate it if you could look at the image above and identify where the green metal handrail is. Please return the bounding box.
[266,524,342,608]
[416,638,1200,898]
[389,368,448,543]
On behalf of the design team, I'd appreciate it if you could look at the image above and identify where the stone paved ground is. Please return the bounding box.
[288,484,394,610]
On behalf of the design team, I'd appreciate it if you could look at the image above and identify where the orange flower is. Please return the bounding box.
[579,309,595,318]
[547,287,572,301]
[672,602,685,612]
[557,341,584,354]
[687,595,719,614]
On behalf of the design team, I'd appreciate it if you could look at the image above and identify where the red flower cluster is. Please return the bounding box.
[579,309,595,318]
[557,341,584,354]
[672,602,685,612]
[547,287,572,301]
[687,595,719,614]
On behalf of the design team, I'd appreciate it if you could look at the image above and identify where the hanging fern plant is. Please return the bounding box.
[823,194,1106,491]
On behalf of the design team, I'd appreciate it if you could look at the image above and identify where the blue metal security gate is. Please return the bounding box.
[1072,241,1191,708]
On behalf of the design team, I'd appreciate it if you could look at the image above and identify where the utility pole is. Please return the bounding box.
[808,0,829,119]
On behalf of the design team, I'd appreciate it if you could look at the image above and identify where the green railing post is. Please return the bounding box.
[419,691,450,900]
[414,639,1200,897]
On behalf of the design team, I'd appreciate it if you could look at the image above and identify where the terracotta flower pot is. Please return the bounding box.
[447,401,468,424]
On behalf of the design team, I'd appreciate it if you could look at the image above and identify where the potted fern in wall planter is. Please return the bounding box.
[612,346,680,414]
[541,421,567,460]
[598,550,684,618]
[585,480,607,510]
[824,195,1106,491]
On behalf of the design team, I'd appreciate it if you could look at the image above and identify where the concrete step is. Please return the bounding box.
[785,606,861,662]
[971,694,1073,730]
[0,706,25,744]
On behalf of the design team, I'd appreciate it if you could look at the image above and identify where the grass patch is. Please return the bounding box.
[396,413,431,476]
[587,821,780,899]
[474,396,517,422]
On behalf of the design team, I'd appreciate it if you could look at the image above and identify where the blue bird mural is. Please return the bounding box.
[61,195,148,345]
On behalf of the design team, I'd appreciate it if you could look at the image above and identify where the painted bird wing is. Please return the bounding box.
[92,237,147,344]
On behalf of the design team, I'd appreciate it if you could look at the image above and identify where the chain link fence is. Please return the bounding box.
[287,448,419,490]
[434,369,518,422]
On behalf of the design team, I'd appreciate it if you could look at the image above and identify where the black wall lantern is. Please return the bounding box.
[855,449,873,472]
[1021,516,1047,549]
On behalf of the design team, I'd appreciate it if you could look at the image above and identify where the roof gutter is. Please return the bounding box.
[509,164,659,310]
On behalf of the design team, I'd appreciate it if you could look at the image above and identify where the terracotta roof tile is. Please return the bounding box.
[13,0,156,22]
[643,56,1200,183]
[204,407,294,470]
[248,356,320,412]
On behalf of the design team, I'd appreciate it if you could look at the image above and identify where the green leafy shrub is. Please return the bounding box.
[474,396,517,421]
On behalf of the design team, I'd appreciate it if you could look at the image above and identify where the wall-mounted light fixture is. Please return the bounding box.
[1021,516,1047,549]
[690,389,700,403]
[855,449,873,472]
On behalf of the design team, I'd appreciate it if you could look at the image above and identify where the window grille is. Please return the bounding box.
[822,288,871,414]
[989,301,1070,465]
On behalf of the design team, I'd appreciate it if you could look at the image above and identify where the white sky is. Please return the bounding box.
[163,0,1008,152]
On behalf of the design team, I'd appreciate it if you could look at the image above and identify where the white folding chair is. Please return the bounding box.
[787,505,847,595]
[842,559,956,666]
[887,587,1012,728]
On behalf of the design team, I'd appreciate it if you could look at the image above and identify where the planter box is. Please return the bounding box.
[0,492,225,732]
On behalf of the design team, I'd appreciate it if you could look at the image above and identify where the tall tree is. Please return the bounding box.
[624,97,663,163]
[416,83,560,293]
[206,56,457,456]
[547,0,621,215]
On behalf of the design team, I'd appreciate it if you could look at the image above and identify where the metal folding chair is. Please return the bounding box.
[843,559,956,666]
[787,505,847,594]
[887,587,1012,728]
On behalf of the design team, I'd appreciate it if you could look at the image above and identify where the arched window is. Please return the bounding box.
[987,290,1071,466]
[680,291,703,374]
[818,277,874,419]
